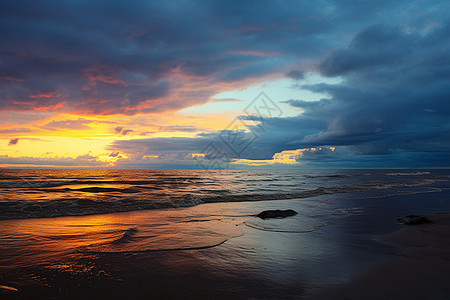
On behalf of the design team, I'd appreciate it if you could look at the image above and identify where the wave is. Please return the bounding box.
[0,179,196,189]
[385,171,431,176]
[0,285,18,292]
[0,193,206,220]
[77,220,244,254]
[331,207,364,215]
[243,221,327,233]
[0,180,73,188]
[200,179,436,203]
[170,194,204,207]
[304,174,352,179]
[51,187,142,193]
[79,239,230,254]
[0,178,438,221]
[113,228,139,244]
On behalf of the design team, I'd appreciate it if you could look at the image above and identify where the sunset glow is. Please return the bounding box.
[1,1,449,169]
[1,2,450,298]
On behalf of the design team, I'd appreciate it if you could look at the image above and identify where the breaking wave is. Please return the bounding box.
[113,228,139,244]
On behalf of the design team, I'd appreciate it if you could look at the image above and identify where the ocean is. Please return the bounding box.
[1,168,450,298]
[1,168,447,220]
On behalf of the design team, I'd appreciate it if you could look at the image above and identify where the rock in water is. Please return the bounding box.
[256,209,298,219]
[397,215,434,225]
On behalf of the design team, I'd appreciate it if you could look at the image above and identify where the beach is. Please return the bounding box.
[307,212,450,299]
[1,199,450,299]
[1,169,450,299]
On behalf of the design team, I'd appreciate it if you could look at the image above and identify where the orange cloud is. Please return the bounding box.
[33,102,64,112]
[83,66,128,86]
[30,93,65,98]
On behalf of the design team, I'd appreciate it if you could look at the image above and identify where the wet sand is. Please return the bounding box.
[0,200,314,299]
[1,194,450,299]
[307,212,450,299]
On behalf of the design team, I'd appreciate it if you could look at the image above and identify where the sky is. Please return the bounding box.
[0,0,449,169]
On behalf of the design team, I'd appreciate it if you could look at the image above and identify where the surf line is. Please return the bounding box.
[80,239,230,254]
[79,231,246,254]
[0,285,18,292]
[243,222,327,233]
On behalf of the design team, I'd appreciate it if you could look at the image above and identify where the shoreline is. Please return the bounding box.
[306,212,450,299]
[2,191,450,299]
[0,196,387,299]
[0,175,439,221]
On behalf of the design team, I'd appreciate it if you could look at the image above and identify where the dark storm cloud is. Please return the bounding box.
[302,23,450,151]
[109,10,450,168]
[0,0,419,115]
[264,23,450,166]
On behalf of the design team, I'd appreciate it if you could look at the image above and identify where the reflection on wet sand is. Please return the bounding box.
[0,200,334,298]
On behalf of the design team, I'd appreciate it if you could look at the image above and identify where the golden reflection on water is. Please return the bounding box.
[0,204,247,271]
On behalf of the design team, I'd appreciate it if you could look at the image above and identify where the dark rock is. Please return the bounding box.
[405,214,420,218]
[397,215,434,225]
[256,209,298,219]
[405,216,433,225]
[396,217,407,224]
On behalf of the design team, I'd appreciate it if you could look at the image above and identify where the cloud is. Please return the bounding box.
[8,138,19,145]
[121,129,134,136]
[0,153,108,168]
[1,0,421,116]
[108,20,450,168]
[114,126,134,135]
[42,118,92,130]
[109,136,211,157]
[109,152,121,158]
[211,98,244,103]
[159,125,199,132]
[318,25,405,77]
[286,70,305,80]
[1,0,449,168]
[0,128,32,134]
